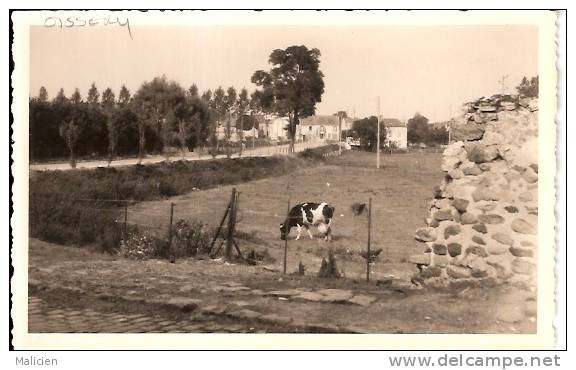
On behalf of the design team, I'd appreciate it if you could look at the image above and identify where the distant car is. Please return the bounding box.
[346,137,361,147]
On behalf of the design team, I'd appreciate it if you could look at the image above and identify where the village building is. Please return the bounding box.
[299,115,340,141]
[215,114,267,141]
[381,118,408,149]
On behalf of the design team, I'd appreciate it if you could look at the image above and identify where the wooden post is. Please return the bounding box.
[225,188,237,260]
[366,197,372,282]
[123,201,128,238]
[283,198,290,274]
[377,97,381,169]
[167,202,175,253]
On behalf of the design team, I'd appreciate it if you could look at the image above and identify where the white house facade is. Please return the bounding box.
[381,118,408,149]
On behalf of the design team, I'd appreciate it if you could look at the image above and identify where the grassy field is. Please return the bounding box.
[28,150,537,334]
[127,150,444,281]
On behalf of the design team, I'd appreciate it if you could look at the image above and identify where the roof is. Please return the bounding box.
[300,115,340,126]
[380,118,405,127]
[235,114,266,130]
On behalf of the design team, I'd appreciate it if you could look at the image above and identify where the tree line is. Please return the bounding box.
[29,77,269,166]
[30,45,327,166]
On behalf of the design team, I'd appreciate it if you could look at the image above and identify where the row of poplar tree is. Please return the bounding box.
[29,76,264,166]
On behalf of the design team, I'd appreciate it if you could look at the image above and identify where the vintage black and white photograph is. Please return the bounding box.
[10,10,558,349]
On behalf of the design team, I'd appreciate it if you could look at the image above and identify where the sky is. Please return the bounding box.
[29,25,538,122]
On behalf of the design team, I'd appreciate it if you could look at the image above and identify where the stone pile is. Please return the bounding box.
[411,95,538,290]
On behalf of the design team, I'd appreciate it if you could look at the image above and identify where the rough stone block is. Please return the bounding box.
[466,245,488,258]
[509,246,534,258]
[451,123,485,142]
[491,232,514,246]
[472,235,486,245]
[511,218,536,235]
[420,266,443,279]
[460,212,478,224]
[478,214,505,224]
[432,243,447,255]
[472,223,488,234]
[415,227,438,242]
[446,265,472,279]
[444,224,462,239]
[433,210,454,221]
[447,243,462,257]
[512,258,534,275]
[452,198,470,213]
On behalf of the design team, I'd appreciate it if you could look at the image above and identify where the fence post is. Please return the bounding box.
[167,202,175,251]
[123,201,128,239]
[366,197,372,283]
[283,198,290,274]
[225,188,237,260]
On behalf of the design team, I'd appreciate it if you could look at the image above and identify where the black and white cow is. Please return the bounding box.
[279,202,335,241]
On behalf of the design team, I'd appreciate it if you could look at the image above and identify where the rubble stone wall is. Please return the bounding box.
[411,96,538,290]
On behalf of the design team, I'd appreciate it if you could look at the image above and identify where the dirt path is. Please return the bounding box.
[28,238,536,334]
[29,140,324,171]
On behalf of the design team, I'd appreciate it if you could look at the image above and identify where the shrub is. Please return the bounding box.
[171,219,212,257]
[118,229,163,260]
[298,144,339,161]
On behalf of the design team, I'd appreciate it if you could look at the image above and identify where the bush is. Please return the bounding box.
[298,144,339,161]
[171,219,212,257]
[118,228,164,260]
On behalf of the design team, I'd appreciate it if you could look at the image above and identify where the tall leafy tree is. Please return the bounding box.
[201,89,212,103]
[118,84,131,107]
[38,86,48,102]
[335,110,347,145]
[407,113,430,145]
[71,88,82,104]
[87,82,100,105]
[101,87,118,165]
[173,96,209,159]
[132,76,186,163]
[53,88,68,104]
[58,114,82,168]
[224,87,237,158]
[516,76,539,98]
[209,86,226,157]
[236,88,250,157]
[351,116,386,152]
[188,84,199,98]
[251,45,325,153]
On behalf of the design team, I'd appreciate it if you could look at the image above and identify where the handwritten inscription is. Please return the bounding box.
[44,15,132,39]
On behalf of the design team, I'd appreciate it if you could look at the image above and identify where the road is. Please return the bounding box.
[29,140,329,171]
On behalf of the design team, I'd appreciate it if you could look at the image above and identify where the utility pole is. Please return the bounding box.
[376,97,381,169]
[499,74,509,95]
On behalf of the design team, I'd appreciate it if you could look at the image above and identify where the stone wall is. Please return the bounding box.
[410,95,538,290]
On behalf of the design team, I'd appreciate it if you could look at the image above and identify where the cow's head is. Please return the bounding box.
[279,222,289,240]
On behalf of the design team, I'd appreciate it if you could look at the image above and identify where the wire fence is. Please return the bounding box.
[68,144,409,281]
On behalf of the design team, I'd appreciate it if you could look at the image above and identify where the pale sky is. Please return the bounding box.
[29,25,537,122]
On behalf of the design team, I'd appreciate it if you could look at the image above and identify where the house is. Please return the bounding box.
[215,114,267,142]
[381,118,408,149]
[267,117,290,141]
[235,114,267,139]
[299,115,340,141]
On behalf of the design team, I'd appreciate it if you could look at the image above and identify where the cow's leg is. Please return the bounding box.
[305,225,314,239]
[295,225,302,240]
[324,219,333,242]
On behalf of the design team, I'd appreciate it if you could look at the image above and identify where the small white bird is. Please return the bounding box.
[326,182,331,187]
